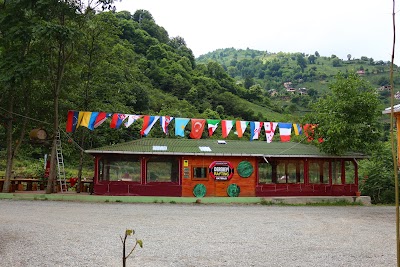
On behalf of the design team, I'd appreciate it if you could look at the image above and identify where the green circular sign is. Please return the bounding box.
[227,184,240,197]
[237,161,253,178]
[193,184,207,198]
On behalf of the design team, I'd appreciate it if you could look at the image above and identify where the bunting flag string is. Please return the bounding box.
[65,110,322,142]
[264,122,278,143]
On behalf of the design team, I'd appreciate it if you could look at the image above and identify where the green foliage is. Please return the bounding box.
[359,142,396,204]
[306,72,382,155]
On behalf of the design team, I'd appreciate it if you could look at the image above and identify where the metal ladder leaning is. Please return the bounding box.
[56,130,68,193]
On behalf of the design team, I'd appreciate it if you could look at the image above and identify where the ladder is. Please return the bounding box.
[56,130,68,193]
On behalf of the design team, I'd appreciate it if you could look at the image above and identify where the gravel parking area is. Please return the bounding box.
[0,200,396,267]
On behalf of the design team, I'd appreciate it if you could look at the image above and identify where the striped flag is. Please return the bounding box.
[160,116,174,134]
[94,112,111,128]
[140,115,160,136]
[293,123,302,135]
[235,121,248,138]
[278,122,292,142]
[250,121,262,141]
[221,120,234,138]
[207,119,220,136]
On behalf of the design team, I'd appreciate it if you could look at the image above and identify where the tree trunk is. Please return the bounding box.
[2,95,14,193]
[76,133,85,193]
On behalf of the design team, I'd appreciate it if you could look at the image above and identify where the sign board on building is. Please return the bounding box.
[209,161,234,181]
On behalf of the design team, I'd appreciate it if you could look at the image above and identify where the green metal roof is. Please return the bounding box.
[85,138,366,159]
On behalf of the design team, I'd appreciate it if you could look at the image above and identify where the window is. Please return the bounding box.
[98,156,141,182]
[258,162,272,183]
[146,156,179,183]
[258,160,303,184]
[309,161,329,184]
[193,167,208,180]
[345,161,355,184]
[332,160,342,184]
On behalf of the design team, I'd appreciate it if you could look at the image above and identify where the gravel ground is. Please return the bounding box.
[0,200,396,267]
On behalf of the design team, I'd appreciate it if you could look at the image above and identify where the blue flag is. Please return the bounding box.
[175,118,190,137]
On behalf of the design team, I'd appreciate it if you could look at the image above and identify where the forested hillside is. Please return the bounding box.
[0,2,395,186]
[198,48,400,111]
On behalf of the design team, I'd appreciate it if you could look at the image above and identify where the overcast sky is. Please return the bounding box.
[115,0,398,62]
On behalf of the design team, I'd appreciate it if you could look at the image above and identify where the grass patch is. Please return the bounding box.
[169,201,176,204]
[105,199,109,203]
[259,198,363,206]
[115,199,122,203]
[305,199,363,206]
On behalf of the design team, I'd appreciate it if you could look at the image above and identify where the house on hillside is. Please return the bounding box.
[298,88,308,95]
[283,82,292,89]
[286,88,297,94]
[85,138,364,197]
[356,70,365,75]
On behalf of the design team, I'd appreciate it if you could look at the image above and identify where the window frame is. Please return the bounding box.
[192,166,209,181]
[145,156,180,184]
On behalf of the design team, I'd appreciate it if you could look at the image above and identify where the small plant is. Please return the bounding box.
[121,229,143,267]
[170,201,176,204]
[105,199,109,202]
[116,200,122,203]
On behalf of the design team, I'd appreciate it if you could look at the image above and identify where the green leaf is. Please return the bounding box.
[137,239,143,248]
[126,229,133,236]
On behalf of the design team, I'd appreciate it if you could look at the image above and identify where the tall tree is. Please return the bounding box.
[306,72,382,155]
[0,0,44,192]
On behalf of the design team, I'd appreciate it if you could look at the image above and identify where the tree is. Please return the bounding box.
[314,51,320,57]
[296,54,307,72]
[0,0,45,192]
[359,142,395,204]
[347,54,351,61]
[308,55,316,64]
[332,58,341,67]
[306,72,382,155]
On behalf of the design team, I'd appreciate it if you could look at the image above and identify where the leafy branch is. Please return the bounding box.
[120,229,143,267]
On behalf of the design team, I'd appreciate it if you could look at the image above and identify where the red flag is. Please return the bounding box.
[94,112,111,128]
[189,119,206,139]
[66,110,78,133]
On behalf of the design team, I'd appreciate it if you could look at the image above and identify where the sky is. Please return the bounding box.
[115,0,398,62]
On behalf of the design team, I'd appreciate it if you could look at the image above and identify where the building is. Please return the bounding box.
[85,138,364,197]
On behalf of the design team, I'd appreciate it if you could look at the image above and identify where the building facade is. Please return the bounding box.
[85,138,364,197]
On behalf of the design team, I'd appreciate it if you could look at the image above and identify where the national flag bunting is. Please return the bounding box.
[278,122,292,142]
[207,119,220,136]
[125,115,142,128]
[235,121,248,138]
[250,121,262,141]
[66,110,320,143]
[80,112,99,131]
[189,119,206,139]
[160,116,174,134]
[264,122,278,143]
[94,112,111,128]
[110,113,128,129]
[140,115,160,136]
[175,118,190,137]
[221,120,234,138]
[76,112,84,130]
[293,123,302,135]
[66,110,80,132]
